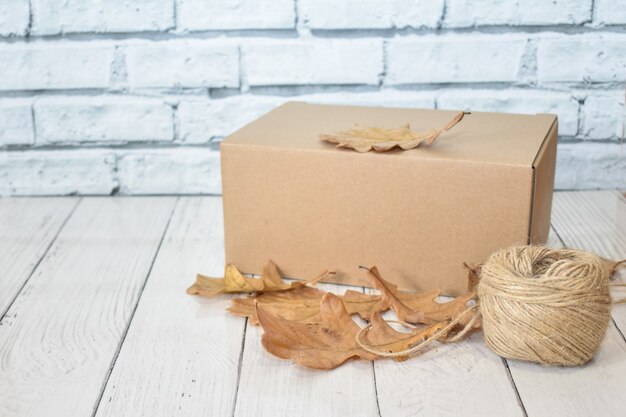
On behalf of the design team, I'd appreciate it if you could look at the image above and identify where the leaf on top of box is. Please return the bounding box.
[187,260,332,297]
[319,111,468,152]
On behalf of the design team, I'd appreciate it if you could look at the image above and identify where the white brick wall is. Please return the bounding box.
[125,41,240,88]
[31,0,174,35]
[445,0,591,27]
[300,0,443,29]
[0,0,624,195]
[35,96,174,144]
[0,0,30,36]
[244,39,383,86]
[387,36,526,84]
[0,100,34,146]
[178,0,295,30]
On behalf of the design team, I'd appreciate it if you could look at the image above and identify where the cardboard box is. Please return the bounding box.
[221,102,557,294]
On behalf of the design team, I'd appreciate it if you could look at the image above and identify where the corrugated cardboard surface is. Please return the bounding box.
[529,118,558,244]
[221,102,557,294]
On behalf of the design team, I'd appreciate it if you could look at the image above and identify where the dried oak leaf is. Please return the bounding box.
[320,111,468,153]
[361,313,446,361]
[257,293,378,369]
[363,266,478,328]
[229,288,384,325]
[187,260,330,297]
[228,286,325,325]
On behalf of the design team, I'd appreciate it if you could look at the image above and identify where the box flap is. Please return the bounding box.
[224,102,558,167]
[529,117,558,243]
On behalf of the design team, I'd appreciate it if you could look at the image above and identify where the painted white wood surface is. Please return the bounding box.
[0,192,625,417]
[95,197,246,417]
[506,194,626,417]
[234,283,380,417]
[368,289,524,417]
[0,197,78,317]
[0,197,175,417]
[551,191,626,332]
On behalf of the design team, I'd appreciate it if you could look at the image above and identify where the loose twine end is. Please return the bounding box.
[355,304,480,358]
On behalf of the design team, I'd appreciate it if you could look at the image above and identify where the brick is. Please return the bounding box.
[31,0,173,35]
[0,100,34,146]
[245,39,383,86]
[0,150,117,195]
[581,93,625,140]
[387,36,525,84]
[537,35,626,82]
[117,148,221,194]
[178,96,285,143]
[0,43,114,91]
[301,0,443,29]
[301,91,435,109]
[125,41,239,88]
[445,0,591,27]
[595,0,626,25]
[178,0,294,30]
[555,143,626,190]
[35,96,174,144]
[0,0,29,36]
[437,90,580,136]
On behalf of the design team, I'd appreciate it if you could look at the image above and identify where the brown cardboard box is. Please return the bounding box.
[220,102,557,294]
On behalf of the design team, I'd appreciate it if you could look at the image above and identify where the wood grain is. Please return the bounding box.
[234,283,379,417]
[0,197,78,317]
[0,197,175,417]
[369,291,524,417]
[506,206,626,417]
[95,197,246,417]
[550,191,626,332]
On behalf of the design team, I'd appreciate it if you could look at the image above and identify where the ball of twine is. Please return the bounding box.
[478,246,612,366]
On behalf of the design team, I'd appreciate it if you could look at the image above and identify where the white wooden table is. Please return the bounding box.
[0,191,625,417]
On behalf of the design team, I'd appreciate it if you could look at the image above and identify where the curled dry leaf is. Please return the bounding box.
[228,286,325,325]
[187,260,332,297]
[257,294,449,369]
[362,265,479,329]
[361,313,446,362]
[320,111,468,153]
[229,288,383,325]
[257,293,378,370]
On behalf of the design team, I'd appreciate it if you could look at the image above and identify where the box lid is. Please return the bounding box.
[224,101,557,167]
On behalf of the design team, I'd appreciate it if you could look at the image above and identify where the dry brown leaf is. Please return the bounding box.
[361,313,447,361]
[362,266,478,327]
[229,288,384,325]
[228,286,325,325]
[187,261,332,298]
[341,290,383,319]
[257,293,378,369]
[320,111,468,152]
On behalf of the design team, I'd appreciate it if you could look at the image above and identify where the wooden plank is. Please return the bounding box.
[550,191,626,332]
[95,197,246,417]
[0,197,176,417]
[370,292,524,417]
[0,197,78,317]
[234,283,379,417]
[505,205,626,417]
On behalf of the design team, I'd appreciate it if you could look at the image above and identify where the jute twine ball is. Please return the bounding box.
[477,246,612,366]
